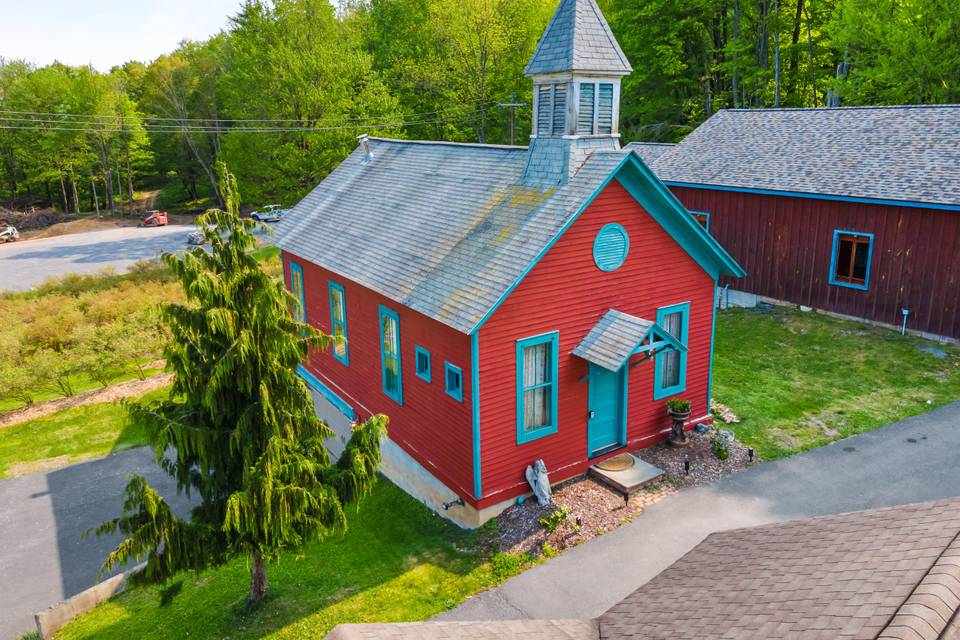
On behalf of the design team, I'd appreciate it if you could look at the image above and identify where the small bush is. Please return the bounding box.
[490,552,524,580]
[711,433,730,460]
[541,542,558,558]
[666,398,691,413]
[538,507,570,534]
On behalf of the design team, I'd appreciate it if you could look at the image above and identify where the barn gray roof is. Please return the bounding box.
[573,310,684,372]
[524,0,631,76]
[651,105,960,207]
[622,142,676,166]
[276,138,627,334]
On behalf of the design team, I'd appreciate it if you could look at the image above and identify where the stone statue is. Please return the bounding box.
[525,459,552,507]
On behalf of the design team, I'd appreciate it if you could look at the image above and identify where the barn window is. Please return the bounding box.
[378,305,403,405]
[328,281,349,366]
[829,230,873,291]
[593,223,630,271]
[516,332,559,444]
[690,211,710,231]
[654,302,689,400]
[444,362,463,402]
[289,261,305,323]
[415,346,431,383]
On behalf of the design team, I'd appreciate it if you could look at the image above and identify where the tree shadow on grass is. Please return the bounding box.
[55,479,491,640]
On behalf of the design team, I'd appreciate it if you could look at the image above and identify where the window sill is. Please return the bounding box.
[829,278,869,291]
[517,424,557,445]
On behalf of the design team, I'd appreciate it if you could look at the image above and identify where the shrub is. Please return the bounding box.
[538,507,570,534]
[711,433,730,460]
[490,552,525,580]
[541,542,558,558]
[666,398,691,413]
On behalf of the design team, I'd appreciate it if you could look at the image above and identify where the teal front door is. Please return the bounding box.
[587,364,626,457]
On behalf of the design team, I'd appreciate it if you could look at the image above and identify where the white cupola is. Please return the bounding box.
[521,0,632,186]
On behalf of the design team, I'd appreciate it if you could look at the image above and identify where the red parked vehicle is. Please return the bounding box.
[140,210,169,227]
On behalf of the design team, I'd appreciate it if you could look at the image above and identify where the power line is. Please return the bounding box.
[0,102,497,126]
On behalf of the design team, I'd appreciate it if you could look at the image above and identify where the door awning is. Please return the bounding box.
[572,309,686,372]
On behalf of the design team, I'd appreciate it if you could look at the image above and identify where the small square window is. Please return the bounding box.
[415,346,431,383]
[444,362,463,402]
[690,211,710,231]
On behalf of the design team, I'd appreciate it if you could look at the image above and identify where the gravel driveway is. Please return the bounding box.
[0,225,193,292]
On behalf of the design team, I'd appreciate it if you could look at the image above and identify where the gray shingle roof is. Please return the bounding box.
[622,142,676,166]
[599,497,960,639]
[275,138,627,334]
[651,105,960,207]
[326,619,599,639]
[524,0,631,76]
[572,310,657,371]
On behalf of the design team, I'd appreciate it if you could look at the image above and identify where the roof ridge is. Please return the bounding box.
[721,104,960,113]
[878,525,960,640]
[366,136,528,151]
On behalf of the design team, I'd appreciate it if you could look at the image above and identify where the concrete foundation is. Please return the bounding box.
[310,389,516,529]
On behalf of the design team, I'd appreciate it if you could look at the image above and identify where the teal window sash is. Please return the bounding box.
[328,280,349,366]
[516,331,560,444]
[378,305,403,405]
[828,229,874,291]
[444,362,463,402]
[654,302,690,400]
[690,211,710,232]
[415,346,431,383]
[289,261,305,324]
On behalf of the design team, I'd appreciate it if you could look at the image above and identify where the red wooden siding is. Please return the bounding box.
[670,187,960,339]
[282,252,475,500]
[476,180,716,508]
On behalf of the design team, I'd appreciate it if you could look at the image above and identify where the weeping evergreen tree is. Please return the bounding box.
[96,162,387,605]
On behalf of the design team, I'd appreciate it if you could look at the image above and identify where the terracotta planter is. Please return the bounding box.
[667,408,691,446]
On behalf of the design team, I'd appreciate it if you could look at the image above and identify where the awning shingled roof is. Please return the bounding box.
[572,309,685,372]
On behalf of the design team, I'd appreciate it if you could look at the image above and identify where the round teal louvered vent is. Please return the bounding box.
[593,223,630,271]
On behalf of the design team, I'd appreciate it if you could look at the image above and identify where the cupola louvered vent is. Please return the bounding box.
[593,223,629,271]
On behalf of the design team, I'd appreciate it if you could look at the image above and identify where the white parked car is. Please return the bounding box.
[0,225,19,243]
[250,205,287,223]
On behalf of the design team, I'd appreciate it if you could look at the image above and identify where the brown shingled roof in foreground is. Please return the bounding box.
[326,619,599,639]
[600,498,960,640]
[323,498,960,640]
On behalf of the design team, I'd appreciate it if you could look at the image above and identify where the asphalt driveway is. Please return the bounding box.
[0,225,193,292]
[0,447,192,640]
[440,401,960,622]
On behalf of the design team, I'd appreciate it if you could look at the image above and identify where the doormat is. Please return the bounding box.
[595,453,635,472]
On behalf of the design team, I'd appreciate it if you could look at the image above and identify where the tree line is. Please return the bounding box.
[1,0,957,212]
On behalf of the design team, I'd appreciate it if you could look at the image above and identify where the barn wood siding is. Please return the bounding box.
[670,187,960,340]
[282,252,476,502]
[476,180,716,508]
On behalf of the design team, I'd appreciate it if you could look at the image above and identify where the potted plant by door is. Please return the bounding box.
[666,398,691,446]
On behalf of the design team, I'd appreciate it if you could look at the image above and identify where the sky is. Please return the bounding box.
[1,0,245,70]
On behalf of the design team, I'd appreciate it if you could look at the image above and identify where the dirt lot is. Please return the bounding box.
[0,206,195,241]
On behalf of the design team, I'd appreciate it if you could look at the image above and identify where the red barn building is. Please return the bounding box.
[277,0,744,526]
[631,106,960,342]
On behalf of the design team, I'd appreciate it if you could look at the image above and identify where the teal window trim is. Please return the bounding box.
[328,280,349,366]
[297,365,356,422]
[378,305,403,406]
[654,302,690,400]
[444,362,463,402]
[828,229,874,291]
[516,331,560,444]
[690,210,710,232]
[415,346,431,383]
[593,223,630,272]
[289,261,305,323]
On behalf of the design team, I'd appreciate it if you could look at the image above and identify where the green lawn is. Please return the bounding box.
[713,307,960,460]
[0,388,165,478]
[56,481,507,640]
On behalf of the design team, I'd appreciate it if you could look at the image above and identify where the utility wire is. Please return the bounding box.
[0,102,497,126]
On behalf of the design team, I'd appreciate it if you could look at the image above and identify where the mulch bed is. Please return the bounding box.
[494,425,758,556]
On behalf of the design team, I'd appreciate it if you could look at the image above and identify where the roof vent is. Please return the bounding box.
[357,134,372,160]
